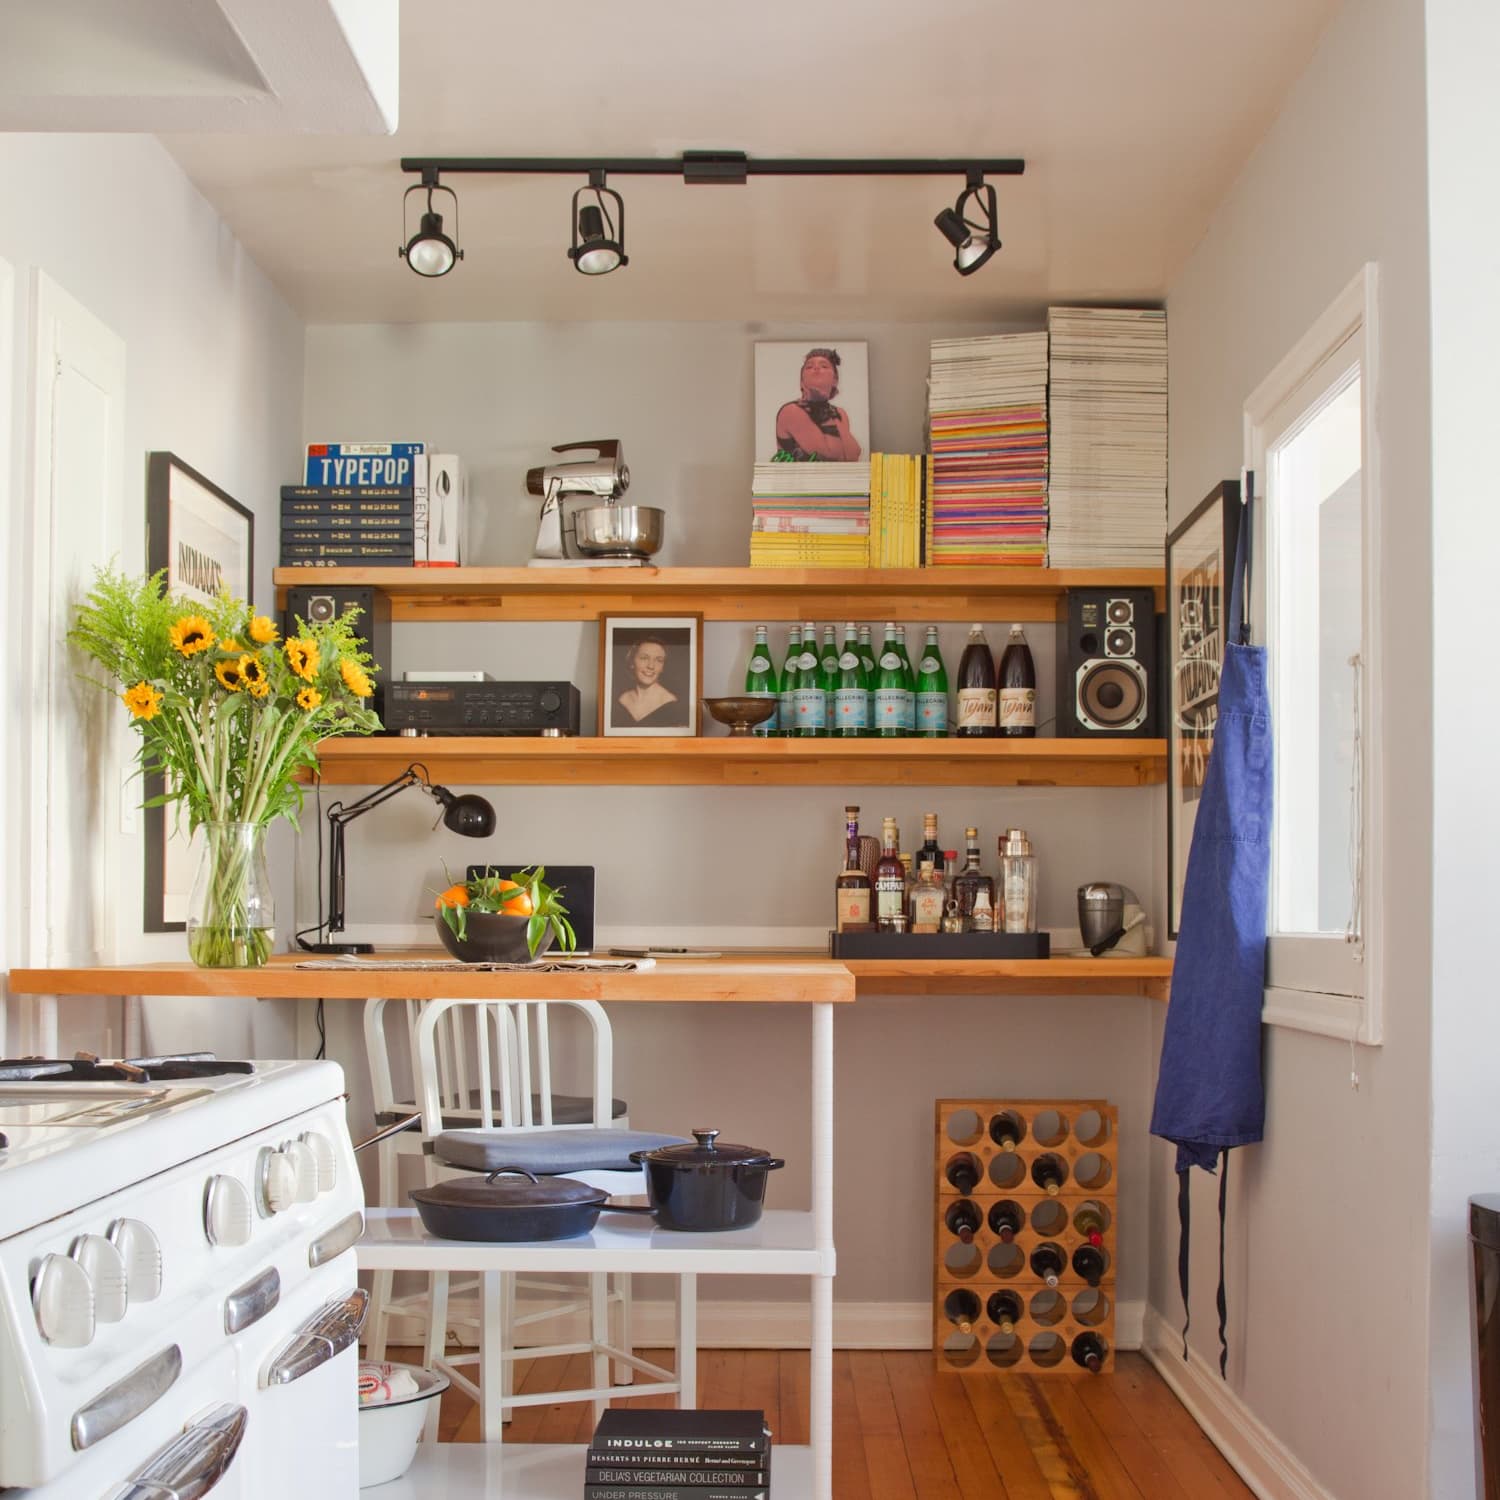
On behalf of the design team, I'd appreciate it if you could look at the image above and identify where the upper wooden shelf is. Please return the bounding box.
[271,565,1166,623]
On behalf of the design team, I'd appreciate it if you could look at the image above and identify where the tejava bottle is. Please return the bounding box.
[998,623,1037,737]
[955,624,997,736]
[1029,1242,1065,1288]
[745,624,779,736]
[944,1200,981,1243]
[986,1289,1023,1333]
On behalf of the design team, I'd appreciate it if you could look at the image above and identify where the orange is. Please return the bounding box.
[435,883,471,910]
[495,879,534,917]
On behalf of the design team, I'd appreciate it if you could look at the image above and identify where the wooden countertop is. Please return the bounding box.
[5,953,1171,1002]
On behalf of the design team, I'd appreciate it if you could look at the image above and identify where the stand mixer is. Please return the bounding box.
[525,439,665,567]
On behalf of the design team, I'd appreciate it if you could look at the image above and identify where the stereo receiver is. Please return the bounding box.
[386,680,581,736]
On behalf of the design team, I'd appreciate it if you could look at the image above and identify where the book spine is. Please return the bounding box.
[587,1466,768,1486]
[587,1446,769,1464]
[276,555,414,568]
[584,1487,766,1500]
[282,485,414,500]
[411,451,430,568]
[279,529,415,545]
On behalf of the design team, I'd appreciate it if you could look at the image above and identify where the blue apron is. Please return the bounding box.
[1150,486,1271,1372]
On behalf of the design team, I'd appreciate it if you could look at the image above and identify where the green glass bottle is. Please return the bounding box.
[778,626,801,738]
[833,622,867,737]
[745,624,779,736]
[792,619,824,737]
[894,626,917,735]
[873,623,907,737]
[817,625,840,739]
[857,624,878,738]
[915,625,949,737]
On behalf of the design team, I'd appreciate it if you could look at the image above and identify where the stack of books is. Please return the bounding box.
[1045,306,1167,567]
[281,442,421,568]
[750,462,870,568]
[926,331,1050,567]
[869,453,926,567]
[586,1409,772,1500]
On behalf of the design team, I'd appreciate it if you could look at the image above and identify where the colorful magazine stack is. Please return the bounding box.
[925,331,1050,567]
[1045,306,1167,567]
[281,443,421,568]
[586,1408,772,1500]
[869,453,926,567]
[749,461,870,568]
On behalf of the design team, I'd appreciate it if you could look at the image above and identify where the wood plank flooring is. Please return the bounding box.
[388,1345,1253,1499]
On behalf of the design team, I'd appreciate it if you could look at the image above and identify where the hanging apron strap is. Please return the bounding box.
[1218,1150,1231,1377]
[1176,1147,1233,1376]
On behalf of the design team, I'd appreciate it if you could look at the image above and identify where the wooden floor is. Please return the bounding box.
[391,1345,1254,1499]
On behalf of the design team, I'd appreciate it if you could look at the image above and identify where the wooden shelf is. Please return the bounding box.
[308,735,1167,787]
[844,956,1172,1001]
[271,564,1165,623]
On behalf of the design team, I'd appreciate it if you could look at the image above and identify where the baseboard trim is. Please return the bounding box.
[1142,1307,1335,1500]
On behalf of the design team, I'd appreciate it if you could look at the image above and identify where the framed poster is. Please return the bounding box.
[144,452,255,931]
[1166,478,1243,939]
[754,342,868,462]
[598,614,702,737]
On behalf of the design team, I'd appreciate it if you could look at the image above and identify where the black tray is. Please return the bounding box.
[827,930,1050,960]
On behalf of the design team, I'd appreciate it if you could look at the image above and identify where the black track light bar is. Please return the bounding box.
[401,153,1025,183]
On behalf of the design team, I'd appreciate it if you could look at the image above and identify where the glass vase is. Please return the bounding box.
[187,822,275,968]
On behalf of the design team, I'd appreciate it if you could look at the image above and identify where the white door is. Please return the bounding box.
[25,272,126,967]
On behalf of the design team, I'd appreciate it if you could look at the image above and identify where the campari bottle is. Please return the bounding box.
[955,624,997,737]
[744,624,779,736]
[915,625,949,737]
[998,623,1037,737]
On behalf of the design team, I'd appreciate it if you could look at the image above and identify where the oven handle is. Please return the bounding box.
[72,1343,182,1451]
[264,1287,369,1386]
[109,1402,247,1500]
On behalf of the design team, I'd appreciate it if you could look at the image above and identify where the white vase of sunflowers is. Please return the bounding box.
[71,569,382,967]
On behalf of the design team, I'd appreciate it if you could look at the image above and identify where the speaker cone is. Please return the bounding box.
[1075,659,1147,731]
[1106,598,1134,625]
[1104,627,1135,658]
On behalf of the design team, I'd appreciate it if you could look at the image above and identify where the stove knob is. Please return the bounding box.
[284,1139,318,1204]
[204,1174,253,1247]
[107,1219,163,1302]
[32,1252,94,1347]
[256,1146,297,1217]
[303,1131,338,1193]
[71,1235,128,1323]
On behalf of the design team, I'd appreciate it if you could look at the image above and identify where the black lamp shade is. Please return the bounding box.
[405,211,459,277]
[432,785,497,837]
[569,181,627,275]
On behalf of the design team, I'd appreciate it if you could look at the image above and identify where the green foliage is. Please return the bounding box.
[438,865,577,958]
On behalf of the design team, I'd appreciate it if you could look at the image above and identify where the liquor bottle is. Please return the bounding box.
[917,812,943,874]
[744,624,779,736]
[873,624,907,737]
[894,626,917,734]
[988,1109,1026,1150]
[1071,1245,1108,1288]
[998,828,1038,934]
[952,828,995,926]
[986,1289,1023,1335]
[835,806,874,933]
[943,1288,981,1334]
[833,623,867,737]
[1029,1242,1065,1289]
[998,623,1037,737]
[944,1151,982,1193]
[898,853,914,915]
[944,1199,982,1243]
[970,885,995,933]
[793,621,824,737]
[955,624,997,736]
[1070,1331,1109,1373]
[874,817,906,931]
[909,860,946,932]
[1031,1152,1069,1196]
[987,1200,1025,1243]
[1073,1203,1109,1245]
[817,625,840,738]
[778,626,801,739]
[915,625,949,737]
[942,850,960,902]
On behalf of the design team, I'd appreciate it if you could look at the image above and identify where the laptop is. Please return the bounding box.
[466,863,596,956]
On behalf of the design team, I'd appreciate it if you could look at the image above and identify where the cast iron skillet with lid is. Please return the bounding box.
[408,1166,610,1242]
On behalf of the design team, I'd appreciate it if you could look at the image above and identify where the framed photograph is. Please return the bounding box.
[754,341,869,463]
[1166,478,1243,939]
[144,452,255,931]
[598,614,702,737]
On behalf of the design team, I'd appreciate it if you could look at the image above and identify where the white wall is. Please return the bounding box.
[1154,0,1433,1495]
[0,133,305,1057]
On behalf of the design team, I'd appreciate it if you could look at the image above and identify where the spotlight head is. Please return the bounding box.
[428,783,497,837]
[569,174,628,275]
[935,176,1000,276]
[401,179,463,277]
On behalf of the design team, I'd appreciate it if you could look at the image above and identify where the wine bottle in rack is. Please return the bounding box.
[943,1288,981,1333]
[1029,1242,1065,1288]
[944,1151,983,1194]
[1071,1244,1108,1287]
[988,1109,1026,1150]
[987,1200,1025,1243]
[1070,1331,1109,1373]
[986,1289,1023,1334]
[1074,1202,1109,1245]
[944,1200,981,1243]
[1030,1152,1069,1196]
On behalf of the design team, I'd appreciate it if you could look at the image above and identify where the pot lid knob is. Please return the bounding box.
[692,1129,720,1151]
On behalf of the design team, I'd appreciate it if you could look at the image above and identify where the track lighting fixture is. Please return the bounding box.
[398,153,1023,278]
[569,170,628,275]
[934,171,1000,276]
[399,173,463,278]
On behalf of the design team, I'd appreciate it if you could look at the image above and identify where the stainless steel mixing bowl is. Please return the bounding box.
[572,504,665,558]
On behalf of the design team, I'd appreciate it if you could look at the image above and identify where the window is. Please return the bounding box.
[1244,265,1382,1042]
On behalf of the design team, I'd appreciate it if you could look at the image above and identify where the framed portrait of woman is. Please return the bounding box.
[598,614,703,737]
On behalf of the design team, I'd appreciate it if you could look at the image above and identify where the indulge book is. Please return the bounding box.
[589,1408,770,1455]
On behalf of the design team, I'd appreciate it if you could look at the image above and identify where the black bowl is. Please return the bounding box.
[434,911,554,964]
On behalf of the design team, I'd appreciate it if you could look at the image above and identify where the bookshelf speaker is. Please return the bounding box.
[1057,589,1157,737]
[283,585,391,721]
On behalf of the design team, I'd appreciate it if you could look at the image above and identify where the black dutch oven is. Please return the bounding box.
[628,1129,786,1232]
[409,1166,608,1242]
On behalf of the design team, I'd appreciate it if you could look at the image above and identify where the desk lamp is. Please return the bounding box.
[297,763,496,954]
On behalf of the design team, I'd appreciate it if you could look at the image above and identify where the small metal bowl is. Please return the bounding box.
[572,505,665,558]
[703,696,778,736]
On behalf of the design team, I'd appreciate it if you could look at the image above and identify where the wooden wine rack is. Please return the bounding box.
[934,1097,1118,1376]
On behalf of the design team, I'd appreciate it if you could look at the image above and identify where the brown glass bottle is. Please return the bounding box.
[952,828,995,926]
[988,1109,1026,1150]
[998,623,1037,737]
[1070,1331,1109,1373]
[943,1288,981,1333]
[835,806,874,933]
[986,1289,1023,1334]
[1071,1244,1108,1287]
[1031,1152,1069,1196]
[944,1152,983,1194]
[874,817,905,931]
[955,624,997,736]
[987,1200,1025,1243]
[917,812,943,874]
[1029,1242,1065,1288]
[944,1200,982,1243]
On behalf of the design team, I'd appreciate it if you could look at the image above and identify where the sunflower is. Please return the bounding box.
[284,637,319,681]
[168,615,215,656]
[218,638,244,654]
[239,654,270,698]
[296,686,323,712]
[122,681,164,720]
[215,658,244,692]
[340,658,374,699]
[249,615,279,646]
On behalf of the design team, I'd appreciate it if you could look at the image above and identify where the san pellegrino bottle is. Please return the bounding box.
[778,626,801,739]
[986,1289,1023,1334]
[816,625,840,738]
[998,623,1037,737]
[956,623,997,736]
[915,625,949,736]
[793,620,824,737]
[833,622,867,737]
[894,626,917,734]
[874,624,907,737]
[745,625,779,736]
[856,625,878,735]
[1071,1331,1109,1373]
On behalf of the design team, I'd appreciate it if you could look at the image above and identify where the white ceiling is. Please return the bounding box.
[157,0,1340,325]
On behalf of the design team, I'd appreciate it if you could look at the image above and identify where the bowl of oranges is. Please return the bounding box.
[433,867,577,964]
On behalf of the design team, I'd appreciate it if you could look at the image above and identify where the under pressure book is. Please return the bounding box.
[585,1488,767,1500]
[590,1410,771,1455]
[304,443,425,487]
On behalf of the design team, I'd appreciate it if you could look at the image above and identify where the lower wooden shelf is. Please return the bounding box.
[844,957,1172,1001]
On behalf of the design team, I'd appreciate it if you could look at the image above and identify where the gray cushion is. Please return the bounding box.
[378,1092,628,1131]
[434,1127,690,1175]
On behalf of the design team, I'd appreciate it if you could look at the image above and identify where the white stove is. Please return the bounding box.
[0,1056,366,1498]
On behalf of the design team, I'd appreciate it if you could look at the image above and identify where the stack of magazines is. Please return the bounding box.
[749,462,870,568]
[586,1408,771,1500]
